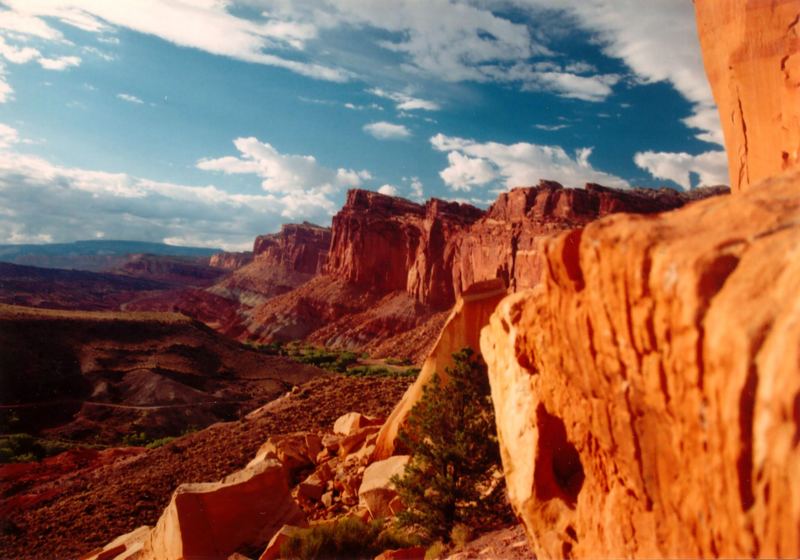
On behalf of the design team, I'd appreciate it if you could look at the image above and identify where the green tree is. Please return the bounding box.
[391,348,511,543]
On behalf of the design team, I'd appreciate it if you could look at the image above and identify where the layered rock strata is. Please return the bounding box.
[481,171,800,557]
[254,222,331,274]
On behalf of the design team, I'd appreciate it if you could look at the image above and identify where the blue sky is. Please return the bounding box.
[0,0,727,250]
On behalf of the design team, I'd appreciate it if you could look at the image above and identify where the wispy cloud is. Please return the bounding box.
[116,93,144,104]
[368,88,440,111]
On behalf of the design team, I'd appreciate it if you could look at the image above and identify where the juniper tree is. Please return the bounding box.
[391,348,510,542]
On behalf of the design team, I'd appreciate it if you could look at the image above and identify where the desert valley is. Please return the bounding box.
[0,0,798,559]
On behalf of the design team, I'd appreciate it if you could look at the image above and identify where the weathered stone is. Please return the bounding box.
[358,455,410,519]
[372,280,508,460]
[249,433,319,472]
[373,546,426,560]
[139,457,306,560]
[481,170,800,558]
[338,425,381,457]
[695,0,800,192]
[258,525,303,560]
[333,412,383,436]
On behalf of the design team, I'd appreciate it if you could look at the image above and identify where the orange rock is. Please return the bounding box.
[333,412,384,436]
[358,455,410,519]
[373,546,426,560]
[481,170,800,558]
[694,0,800,191]
[372,280,508,460]
[142,457,306,559]
[258,525,303,560]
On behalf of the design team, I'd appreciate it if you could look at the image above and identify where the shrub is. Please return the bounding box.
[280,517,417,559]
[391,348,511,543]
[0,433,72,463]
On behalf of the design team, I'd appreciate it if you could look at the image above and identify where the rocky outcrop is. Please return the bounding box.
[326,190,483,308]
[451,182,709,295]
[254,222,331,275]
[480,170,800,557]
[115,254,226,287]
[695,0,800,192]
[83,456,305,560]
[208,251,253,270]
[372,280,507,460]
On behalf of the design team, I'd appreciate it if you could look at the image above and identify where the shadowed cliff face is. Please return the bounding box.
[481,1,800,556]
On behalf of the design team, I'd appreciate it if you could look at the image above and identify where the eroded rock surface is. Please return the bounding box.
[481,170,800,558]
[695,0,800,191]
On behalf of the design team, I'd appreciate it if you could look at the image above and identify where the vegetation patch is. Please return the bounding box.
[391,348,513,543]
[280,517,418,560]
[0,433,76,463]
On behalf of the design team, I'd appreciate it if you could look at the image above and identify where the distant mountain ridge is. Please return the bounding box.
[0,240,222,272]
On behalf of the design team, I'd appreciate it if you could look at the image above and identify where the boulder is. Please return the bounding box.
[142,457,306,559]
[248,432,322,472]
[374,546,426,560]
[338,425,381,457]
[481,169,800,557]
[258,525,303,560]
[79,526,150,560]
[333,412,383,436]
[358,455,410,519]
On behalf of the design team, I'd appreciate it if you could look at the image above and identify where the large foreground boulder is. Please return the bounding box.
[358,455,410,519]
[481,168,800,558]
[143,457,306,560]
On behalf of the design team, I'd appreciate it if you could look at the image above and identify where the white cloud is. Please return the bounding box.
[0,133,354,249]
[534,124,568,131]
[0,122,19,148]
[409,177,424,201]
[117,92,144,104]
[37,55,81,70]
[431,133,629,191]
[363,121,411,140]
[0,64,12,103]
[377,184,398,196]
[634,150,727,191]
[513,0,722,144]
[0,36,40,64]
[368,88,440,111]
[0,0,350,82]
[197,136,370,218]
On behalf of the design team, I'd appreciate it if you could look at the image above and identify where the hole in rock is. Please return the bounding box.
[533,404,585,508]
[565,525,578,541]
[561,229,585,291]
[562,541,573,558]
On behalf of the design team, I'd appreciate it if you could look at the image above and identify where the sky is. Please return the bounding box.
[0,0,728,250]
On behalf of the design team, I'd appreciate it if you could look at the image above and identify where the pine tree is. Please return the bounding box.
[391,348,510,542]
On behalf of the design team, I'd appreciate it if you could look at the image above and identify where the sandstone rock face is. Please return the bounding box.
[326,190,483,309]
[254,222,331,274]
[481,170,800,558]
[695,0,800,192]
[451,182,700,296]
[372,280,508,460]
[143,457,305,560]
[208,251,253,270]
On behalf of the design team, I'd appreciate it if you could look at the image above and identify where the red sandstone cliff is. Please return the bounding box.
[208,251,253,271]
[254,222,331,275]
[325,190,483,309]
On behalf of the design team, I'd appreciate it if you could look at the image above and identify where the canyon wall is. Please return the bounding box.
[208,251,253,270]
[325,190,483,308]
[694,0,800,191]
[481,1,800,556]
[324,185,714,311]
[254,222,331,275]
